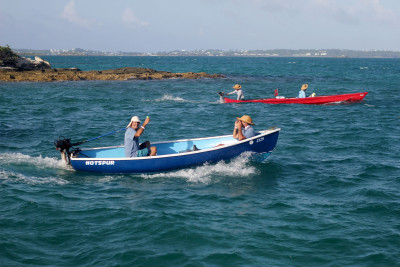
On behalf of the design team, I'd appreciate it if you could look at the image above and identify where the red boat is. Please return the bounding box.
[220,92,368,105]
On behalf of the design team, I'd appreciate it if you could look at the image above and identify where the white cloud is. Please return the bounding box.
[253,0,299,13]
[356,0,399,26]
[311,0,399,26]
[121,8,149,27]
[62,0,95,28]
[311,0,359,24]
[240,0,399,27]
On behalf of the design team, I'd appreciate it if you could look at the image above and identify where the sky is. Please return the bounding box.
[1,0,400,52]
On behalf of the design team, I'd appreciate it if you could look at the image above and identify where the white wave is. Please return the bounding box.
[0,152,69,170]
[155,94,186,102]
[0,169,69,185]
[140,152,259,183]
[99,175,124,183]
[142,94,218,104]
[0,153,73,185]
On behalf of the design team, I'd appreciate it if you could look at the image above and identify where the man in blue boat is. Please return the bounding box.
[233,115,255,141]
[298,84,308,98]
[226,84,245,100]
[124,116,157,157]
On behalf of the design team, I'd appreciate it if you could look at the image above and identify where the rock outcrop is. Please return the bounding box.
[1,46,51,71]
[14,56,52,71]
[0,66,225,82]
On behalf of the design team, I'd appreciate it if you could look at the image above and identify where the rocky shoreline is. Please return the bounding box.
[0,67,225,82]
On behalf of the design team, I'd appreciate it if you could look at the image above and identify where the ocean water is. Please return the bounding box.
[0,56,399,266]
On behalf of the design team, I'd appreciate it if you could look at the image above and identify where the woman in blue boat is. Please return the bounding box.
[226,84,245,100]
[124,115,157,157]
[233,115,256,141]
[298,84,308,98]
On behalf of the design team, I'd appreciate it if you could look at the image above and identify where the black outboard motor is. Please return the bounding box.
[54,136,73,164]
[217,92,225,103]
[54,136,72,151]
[54,136,83,165]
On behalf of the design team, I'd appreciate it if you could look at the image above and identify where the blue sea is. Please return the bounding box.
[1,56,399,266]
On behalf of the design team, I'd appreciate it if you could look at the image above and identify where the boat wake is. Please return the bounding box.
[364,103,376,107]
[0,152,66,169]
[0,152,71,185]
[140,152,259,183]
[142,94,221,105]
[154,94,186,102]
[0,168,69,185]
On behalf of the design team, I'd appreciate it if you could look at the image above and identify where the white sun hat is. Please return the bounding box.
[127,116,141,127]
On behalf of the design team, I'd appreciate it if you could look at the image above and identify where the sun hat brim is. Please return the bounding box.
[236,116,255,125]
[301,84,308,90]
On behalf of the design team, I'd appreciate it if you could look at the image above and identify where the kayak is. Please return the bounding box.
[55,128,280,174]
[220,92,368,105]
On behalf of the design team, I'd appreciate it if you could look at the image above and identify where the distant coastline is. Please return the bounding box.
[14,48,400,58]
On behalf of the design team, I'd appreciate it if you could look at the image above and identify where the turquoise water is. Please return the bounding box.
[1,56,399,266]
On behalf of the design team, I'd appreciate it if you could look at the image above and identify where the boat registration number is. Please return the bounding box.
[256,137,264,143]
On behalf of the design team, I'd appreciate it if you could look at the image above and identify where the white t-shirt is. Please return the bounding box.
[227,89,244,100]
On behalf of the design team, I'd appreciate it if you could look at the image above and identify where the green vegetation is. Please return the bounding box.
[0,45,20,66]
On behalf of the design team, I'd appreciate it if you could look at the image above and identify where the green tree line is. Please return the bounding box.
[0,45,20,66]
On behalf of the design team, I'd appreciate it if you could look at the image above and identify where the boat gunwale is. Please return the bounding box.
[71,128,281,161]
[223,92,368,103]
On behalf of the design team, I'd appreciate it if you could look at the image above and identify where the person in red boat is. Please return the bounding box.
[226,84,244,100]
[298,84,308,98]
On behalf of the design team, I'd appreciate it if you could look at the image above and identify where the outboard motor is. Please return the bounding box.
[54,136,73,164]
[54,136,83,165]
[218,92,225,104]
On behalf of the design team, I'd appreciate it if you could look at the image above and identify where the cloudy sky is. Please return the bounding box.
[1,0,400,52]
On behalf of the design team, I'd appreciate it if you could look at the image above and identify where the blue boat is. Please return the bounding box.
[56,128,280,174]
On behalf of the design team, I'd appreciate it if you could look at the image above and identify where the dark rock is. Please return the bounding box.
[16,56,51,71]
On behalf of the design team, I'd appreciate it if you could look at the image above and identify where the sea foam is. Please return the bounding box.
[0,152,67,169]
[140,152,259,183]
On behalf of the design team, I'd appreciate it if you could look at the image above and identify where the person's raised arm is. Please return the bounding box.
[233,120,246,140]
[233,120,239,139]
[236,123,246,141]
[134,116,150,137]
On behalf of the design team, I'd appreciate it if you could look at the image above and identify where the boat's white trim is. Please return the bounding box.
[71,128,280,161]
[226,92,367,103]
